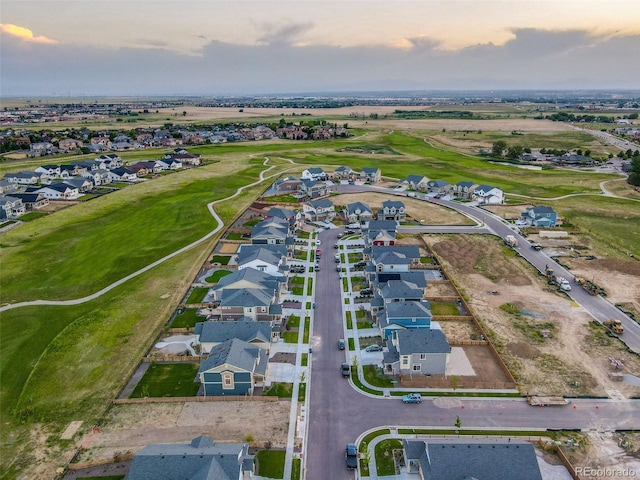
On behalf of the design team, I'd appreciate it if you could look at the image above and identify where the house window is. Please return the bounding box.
[401,357,409,365]
[412,365,421,372]
[222,373,234,390]
[420,354,426,360]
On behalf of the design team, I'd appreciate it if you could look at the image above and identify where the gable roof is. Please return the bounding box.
[251,225,288,240]
[219,288,273,307]
[195,320,272,345]
[266,207,298,220]
[403,439,542,480]
[380,199,404,209]
[361,167,381,174]
[346,201,372,216]
[371,245,420,262]
[427,179,450,188]
[305,167,325,174]
[395,328,449,354]
[385,300,432,320]
[474,184,501,194]
[215,267,282,292]
[199,338,267,374]
[237,244,287,263]
[238,247,282,267]
[379,280,423,299]
[527,205,555,215]
[455,180,476,188]
[308,198,333,209]
[127,436,252,480]
[374,271,430,289]
[405,174,427,183]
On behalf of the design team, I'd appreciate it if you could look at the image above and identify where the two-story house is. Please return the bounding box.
[345,201,374,224]
[383,328,450,375]
[472,184,504,204]
[521,205,558,227]
[377,200,406,222]
[403,175,429,192]
[359,167,382,183]
[377,300,434,338]
[427,179,451,195]
[301,167,327,181]
[364,220,398,246]
[452,181,478,199]
[302,198,335,222]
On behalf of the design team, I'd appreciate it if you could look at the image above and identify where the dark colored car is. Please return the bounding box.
[365,344,383,352]
[345,443,358,469]
[341,363,351,377]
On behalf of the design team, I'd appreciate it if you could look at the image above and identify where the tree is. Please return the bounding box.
[627,157,640,186]
[455,415,462,429]
[492,140,507,157]
[507,145,524,160]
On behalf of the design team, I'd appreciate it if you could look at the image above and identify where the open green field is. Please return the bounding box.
[0,158,275,304]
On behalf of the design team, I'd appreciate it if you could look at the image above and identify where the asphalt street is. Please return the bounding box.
[305,188,640,480]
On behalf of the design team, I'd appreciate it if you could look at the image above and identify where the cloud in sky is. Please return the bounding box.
[1,27,638,96]
[0,23,58,44]
[256,21,315,46]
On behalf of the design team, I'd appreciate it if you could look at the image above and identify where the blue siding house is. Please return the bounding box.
[522,205,558,227]
[198,338,268,396]
[377,300,432,338]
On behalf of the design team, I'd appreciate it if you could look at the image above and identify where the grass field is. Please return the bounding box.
[130,363,200,397]
[170,308,205,328]
[430,301,461,316]
[204,269,231,283]
[256,449,286,478]
[0,159,275,304]
[185,287,209,304]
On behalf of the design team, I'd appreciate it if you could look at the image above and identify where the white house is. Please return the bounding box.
[34,183,79,200]
[472,184,504,204]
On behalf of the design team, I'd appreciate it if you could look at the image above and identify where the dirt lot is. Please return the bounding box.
[331,192,474,225]
[426,234,640,398]
[75,401,290,463]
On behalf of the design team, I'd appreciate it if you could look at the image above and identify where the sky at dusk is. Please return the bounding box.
[1,0,639,96]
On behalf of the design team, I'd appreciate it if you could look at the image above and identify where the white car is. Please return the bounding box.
[316,240,321,245]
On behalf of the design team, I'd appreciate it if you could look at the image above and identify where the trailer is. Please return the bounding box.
[505,235,518,248]
[527,396,570,407]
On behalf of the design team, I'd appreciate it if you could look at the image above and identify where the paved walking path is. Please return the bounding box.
[0,161,279,313]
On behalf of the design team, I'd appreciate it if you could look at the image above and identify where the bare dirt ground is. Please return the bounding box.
[216,242,239,254]
[439,321,481,343]
[565,431,640,480]
[331,192,473,225]
[482,203,534,220]
[75,401,290,464]
[425,234,640,398]
[565,258,640,319]
[349,118,573,133]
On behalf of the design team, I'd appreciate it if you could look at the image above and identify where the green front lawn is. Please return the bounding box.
[226,232,243,240]
[363,365,394,388]
[282,331,299,343]
[256,450,286,479]
[262,382,293,398]
[204,269,232,283]
[291,287,304,296]
[375,439,403,476]
[130,363,200,398]
[290,275,305,285]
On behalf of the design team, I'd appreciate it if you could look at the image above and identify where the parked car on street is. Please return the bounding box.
[345,443,358,469]
[341,363,351,377]
[402,393,422,404]
[338,339,345,350]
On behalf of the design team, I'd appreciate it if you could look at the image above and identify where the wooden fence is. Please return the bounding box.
[449,340,488,346]
[421,237,518,386]
[114,395,279,404]
[432,315,475,321]
[143,355,206,362]
[68,453,135,470]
